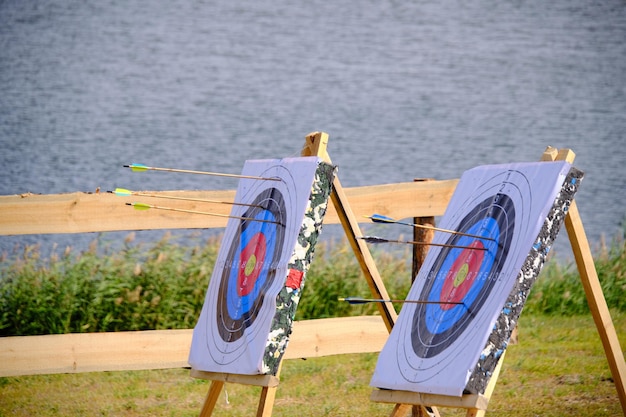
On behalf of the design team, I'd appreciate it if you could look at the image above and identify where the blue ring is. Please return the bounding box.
[425,218,499,333]
[411,193,515,358]
[226,210,278,319]
[216,187,287,343]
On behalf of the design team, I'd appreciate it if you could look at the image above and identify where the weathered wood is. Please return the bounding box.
[411,179,436,280]
[0,181,457,236]
[565,201,626,414]
[380,351,505,417]
[199,380,224,417]
[2,138,619,417]
[0,316,388,377]
[190,370,280,388]
[303,131,398,332]
[377,147,580,417]
[0,329,192,376]
[371,389,490,412]
[542,146,626,415]
[257,385,279,417]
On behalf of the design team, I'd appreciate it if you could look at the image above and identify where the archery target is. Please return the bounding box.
[412,193,515,358]
[371,161,572,396]
[216,187,287,343]
[189,157,323,374]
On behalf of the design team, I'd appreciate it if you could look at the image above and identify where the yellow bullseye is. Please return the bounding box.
[244,254,257,276]
[453,263,469,287]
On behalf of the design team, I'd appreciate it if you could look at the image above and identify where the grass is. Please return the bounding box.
[1,228,625,415]
[0,234,416,336]
[1,228,625,336]
[0,313,624,416]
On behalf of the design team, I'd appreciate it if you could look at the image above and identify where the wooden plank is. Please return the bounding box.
[328,177,398,331]
[285,315,388,359]
[0,190,236,235]
[335,180,457,224]
[303,131,398,332]
[0,181,457,236]
[370,389,489,411]
[190,370,280,388]
[543,146,626,414]
[0,329,192,376]
[199,381,225,417]
[0,316,388,377]
[257,385,279,417]
[380,344,506,417]
[565,201,626,414]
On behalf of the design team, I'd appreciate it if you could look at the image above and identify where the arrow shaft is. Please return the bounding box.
[127,203,281,225]
[359,236,487,251]
[124,164,281,182]
[369,214,496,242]
[339,297,463,305]
[123,190,263,209]
[401,238,487,251]
[408,222,496,242]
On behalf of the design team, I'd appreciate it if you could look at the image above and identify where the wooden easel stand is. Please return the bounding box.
[541,147,626,414]
[194,370,281,417]
[302,131,398,331]
[194,131,399,416]
[194,137,626,417]
[370,147,626,416]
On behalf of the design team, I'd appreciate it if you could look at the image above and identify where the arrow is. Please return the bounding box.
[126,202,282,225]
[359,235,488,251]
[124,163,281,181]
[109,188,263,209]
[367,213,496,242]
[338,297,464,306]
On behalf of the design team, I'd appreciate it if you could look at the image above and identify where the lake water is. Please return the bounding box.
[1,0,625,261]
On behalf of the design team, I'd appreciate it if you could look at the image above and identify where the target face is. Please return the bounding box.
[189,157,325,374]
[412,193,514,358]
[371,161,572,396]
[216,187,286,343]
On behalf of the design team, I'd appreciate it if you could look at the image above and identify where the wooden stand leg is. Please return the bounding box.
[410,190,439,417]
[389,403,439,416]
[565,201,626,415]
[544,146,626,414]
[199,381,225,417]
[412,179,436,276]
[389,403,411,417]
[256,386,278,417]
[303,131,398,331]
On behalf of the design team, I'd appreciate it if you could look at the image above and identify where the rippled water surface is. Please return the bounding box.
[1,0,625,259]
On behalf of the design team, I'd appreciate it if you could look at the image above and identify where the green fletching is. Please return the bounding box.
[131,202,151,210]
[114,188,132,196]
[128,164,148,172]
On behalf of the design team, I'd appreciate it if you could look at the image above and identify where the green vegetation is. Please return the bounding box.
[0,228,624,416]
[0,233,413,336]
[0,313,624,416]
[525,233,626,315]
[1,227,625,336]
[0,233,218,335]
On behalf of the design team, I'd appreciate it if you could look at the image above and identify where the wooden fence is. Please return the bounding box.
[0,179,457,377]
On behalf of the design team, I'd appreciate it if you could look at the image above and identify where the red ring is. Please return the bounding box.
[439,240,485,310]
[237,232,267,297]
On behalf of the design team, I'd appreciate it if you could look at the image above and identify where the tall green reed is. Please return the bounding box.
[1,225,624,336]
[0,233,218,335]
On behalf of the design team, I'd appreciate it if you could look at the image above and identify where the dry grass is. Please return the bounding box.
[1,313,624,417]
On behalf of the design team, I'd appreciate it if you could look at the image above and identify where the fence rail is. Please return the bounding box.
[0,179,457,377]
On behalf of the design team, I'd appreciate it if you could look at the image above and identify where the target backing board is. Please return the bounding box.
[189,157,335,376]
[370,161,577,396]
